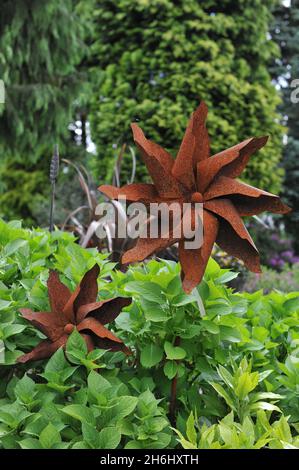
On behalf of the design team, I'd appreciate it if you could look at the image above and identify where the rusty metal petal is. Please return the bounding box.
[17,336,68,363]
[231,194,291,216]
[197,137,268,193]
[206,198,261,272]
[63,264,100,321]
[216,218,261,273]
[204,176,291,216]
[19,308,65,342]
[205,198,258,251]
[47,271,72,315]
[172,101,209,190]
[77,317,123,344]
[80,333,95,352]
[77,298,132,324]
[131,123,182,198]
[179,210,219,293]
[204,175,273,200]
[220,136,268,179]
[94,337,132,355]
[99,183,159,203]
[122,235,178,265]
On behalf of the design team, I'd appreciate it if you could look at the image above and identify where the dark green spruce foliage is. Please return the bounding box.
[89,0,284,190]
[271,1,299,250]
[0,0,86,222]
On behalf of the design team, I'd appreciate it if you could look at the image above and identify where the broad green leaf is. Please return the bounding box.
[209,383,236,411]
[140,344,163,368]
[215,271,239,285]
[98,427,121,449]
[19,438,42,449]
[3,239,28,256]
[66,329,87,363]
[15,375,36,404]
[82,422,101,449]
[39,423,61,449]
[186,412,197,445]
[235,372,259,399]
[124,281,165,304]
[87,370,111,396]
[164,341,186,360]
[163,361,178,379]
[141,299,169,322]
[220,326,242,343]
[62,405,96,425]
[0,300,11,311]
[202,320,219,334]
[250,402,282,413]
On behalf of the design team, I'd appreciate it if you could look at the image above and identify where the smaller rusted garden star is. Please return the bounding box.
[18,265,131,363]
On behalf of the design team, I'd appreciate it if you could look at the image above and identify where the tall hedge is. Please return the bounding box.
[271,0,299,250]
[89,0,284,192]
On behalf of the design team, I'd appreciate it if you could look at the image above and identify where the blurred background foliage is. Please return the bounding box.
[0,0,298,289]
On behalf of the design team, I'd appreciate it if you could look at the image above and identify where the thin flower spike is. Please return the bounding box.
[18,266,132,363]
[99,102,291,293]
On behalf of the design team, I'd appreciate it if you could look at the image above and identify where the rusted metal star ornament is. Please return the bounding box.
[18,265,131,362]
[99,102,291,293]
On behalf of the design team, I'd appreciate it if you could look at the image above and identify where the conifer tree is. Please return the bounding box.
[89,0,284,193]
[0,0,87,222]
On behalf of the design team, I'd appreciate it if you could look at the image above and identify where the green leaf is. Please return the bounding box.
[19,438,42,449]
[0,300,11,311]
[44,347,69,373]
[2,324,26,338]
[283,297,299,314]
[124,281,165,303]
[202,320,220,334]
[142,299,169,322]
[209,383,236,411]
[164,341,186,360]
[15,375,36,404]
[140,344,163,368]
[98,427,121,449]
[87,349,106,361]
[186,412,197,445]
[236,372,259,399]
[3,239,27,256]
[66,329,87,363]
[215,271,239,285]
[112,396,138,420]
[82,422,101,449]
[172,293,197,306]
[87,370,111,396]
[62,405,96,425]
[250,402,282,413]
[220,326,242,343]
[217,366,234,389]
[163,361,178,379]
[39,423,61,449]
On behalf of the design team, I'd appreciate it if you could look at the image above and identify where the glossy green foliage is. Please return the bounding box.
[1,220,299,448]
[175,410,299,449]
[0,346,171,449]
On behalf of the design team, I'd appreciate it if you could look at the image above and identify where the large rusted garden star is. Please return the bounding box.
[99,102,291,293]
[18,265,131,362]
